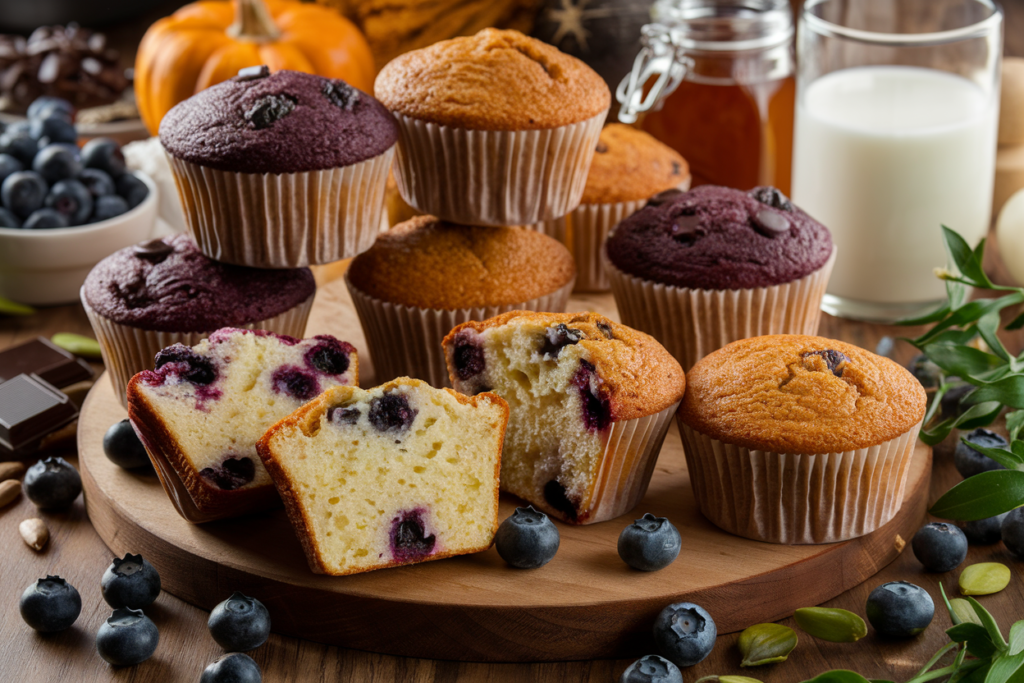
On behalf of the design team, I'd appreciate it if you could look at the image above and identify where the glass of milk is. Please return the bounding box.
[792,0,1002,322]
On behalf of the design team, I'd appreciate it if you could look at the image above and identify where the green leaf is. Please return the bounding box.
[800,671,873,683]
[950,278,971,311]
[943,225,993,288]
[915,294,1024,346]
[1009,622,1024,656]
[924,342,1003,379]
[977,312,1012,361]
[966,596,1008,652]
[985,651,1024,683]
[958,438,1024,470]
[0,295,34,316]
[952,661,993,683]
[1006,309,1024,330]
[969,376,1024,410]
[942,583,962,625]
[1008,414,1024,442]
[899,302,952,327]
[948,623,998,658]
[921,401,1004,445]
[930,471,1024,520]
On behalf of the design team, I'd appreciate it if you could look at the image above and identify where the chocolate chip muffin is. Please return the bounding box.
[345,216,576,387]
[374,29,610,225]
[605,185,836,370]
[82,235,315,408]
[161,68,398,267]
[678,334,926,544]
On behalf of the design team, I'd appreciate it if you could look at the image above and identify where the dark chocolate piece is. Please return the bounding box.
[235,65,270,81]
[0,374,79,457]
[0,337,93,388]
[132,239,173,260]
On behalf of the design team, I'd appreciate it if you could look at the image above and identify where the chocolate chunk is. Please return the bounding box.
[670,214,703,244]
[244,94,296,130]
[322,80,359,110]
[595,141,609,154]
[132,239,173,260]
[0,374,79,457]
[646,188,685,207]
[235,65,270,82]
[753,209,790,236]
[749,186,794,211]
[0,337,93,388]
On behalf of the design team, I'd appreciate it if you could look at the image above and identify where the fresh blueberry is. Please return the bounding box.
[78,167,115,197]
[539,323,584,360]
[29,115,77,145]
[962,513,1007,545]
[23,208,69,229]
[304,337,350,376]
[200,457,256,491]
[653,602,716,668]
[96,607,160,666]
[940,384,974,419]
[618,513,681,572]
[875,336,895,358]
[93,194,130,221]
[115,173,148,209]
[81,137,126,177]
[201,653,263,683]
[154,343,217,384]
[0,132,40,165]
[271,366,320,401]
[368,392,417,433]
[390,509,436,563]
[20,576,82,632]
[907,354,942,389]
[1,170,48,217]
[0,206,21,228]
[327,405,360,425]
[208,592,271,652]
[45,179,93,225]
[912,522,967,572]
[452,330,485,380]
[28,97,74,121]
[866,581,934,638]
[954,428,1008,478]
[24,456,82,509]
[495,505,560,569]
[1001,507,1024,558]
[103,420,151,469]
[802,349,850,377]
[5,120,30,137]
[0,153,23,185]
[101,554,162,609]
[620,655,683,683]
[33,143,82,183]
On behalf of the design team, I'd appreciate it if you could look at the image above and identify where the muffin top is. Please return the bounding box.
[160,68,398,174]
[347,216,575,309]
[679,335,927,454]
[582,124,690,204]
[374,29,610,130]
[605,185,834,289]
[445,311,685,421]
[84,235,315,332]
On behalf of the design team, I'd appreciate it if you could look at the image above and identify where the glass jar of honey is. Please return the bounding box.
[617,0,795,193]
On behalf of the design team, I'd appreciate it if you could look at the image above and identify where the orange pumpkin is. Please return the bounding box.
[135,0,375,135]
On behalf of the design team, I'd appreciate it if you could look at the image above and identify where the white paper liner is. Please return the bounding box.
[390,110,607,226]
[607,247,837,370]
[345,276,575,388]
[166,147,394,268]
[677,419,923,544]
[82,290,314,410]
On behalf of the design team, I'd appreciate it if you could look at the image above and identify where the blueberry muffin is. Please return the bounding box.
[127,328,357,522]
[443,311,685,525]
[678,334,927,543]
[605,185,836,370]
[82,235,315,409]
[345,216,576,387]
[257,378,508,575]
[160,67,398,267]
[374,29,609,226]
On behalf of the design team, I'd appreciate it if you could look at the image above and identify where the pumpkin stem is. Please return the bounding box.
[228,0,281,42]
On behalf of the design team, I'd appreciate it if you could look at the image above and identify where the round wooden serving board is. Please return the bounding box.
[78,279,933,662]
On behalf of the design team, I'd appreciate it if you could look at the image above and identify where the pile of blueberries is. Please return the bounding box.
[0,96,147,229]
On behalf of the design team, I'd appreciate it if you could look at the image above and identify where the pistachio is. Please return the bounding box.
[949,598,984,625]
[959,562,1011,596]
[51,333,102,359]
[0,296,35,316]
[19,518,48,551]
[0,479,21,508]
[738,623,798,666]
[0,461,25,482]
[793,607,867,642]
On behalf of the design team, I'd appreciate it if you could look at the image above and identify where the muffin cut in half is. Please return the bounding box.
[257,378,508,576]
[127,328,357,523]
[443,311,684,525]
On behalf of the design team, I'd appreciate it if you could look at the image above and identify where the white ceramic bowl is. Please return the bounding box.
[0,171,158,306]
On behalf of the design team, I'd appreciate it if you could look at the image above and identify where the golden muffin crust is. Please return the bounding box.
[445,311,685,421]
[347,216,575,309]
[679,335,927,454]
[582,124,690,205]
[374,28,610,130]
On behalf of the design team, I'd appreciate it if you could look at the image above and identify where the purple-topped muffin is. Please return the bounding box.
[82,235,317,409]
[605,185,836,370]
[160,67,398,268]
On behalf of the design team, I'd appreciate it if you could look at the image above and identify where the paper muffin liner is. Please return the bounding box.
[82,290,315,410]
[607,247,837,370]
[390,110,607,226]
[345,276,575,388]
[166,147,394,268]
[677,419,923,544]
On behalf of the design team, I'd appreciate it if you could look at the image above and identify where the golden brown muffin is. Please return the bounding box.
[374,28,610,130]
[347,216,576,309]
[679,335,926,454]
[582,124,690,205]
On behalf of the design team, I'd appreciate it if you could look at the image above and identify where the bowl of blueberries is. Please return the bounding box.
[0,96,157,306]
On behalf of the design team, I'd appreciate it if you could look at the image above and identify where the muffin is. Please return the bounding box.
[374,29,610,226]
[677,335,927,544]
[532,124,691,291]
[82,235,315,409]
[605,185,836,370]
[443,311,685,525]
[160,67,397,268]
[346,216,576,387]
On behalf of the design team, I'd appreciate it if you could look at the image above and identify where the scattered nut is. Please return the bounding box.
[19,518,49,551]
[0,461,26,482]
[0,479,21,508]
[894,534,906,553]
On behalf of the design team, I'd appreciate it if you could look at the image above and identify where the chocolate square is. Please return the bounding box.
[0,337,93,388]
[0,374,79,457]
